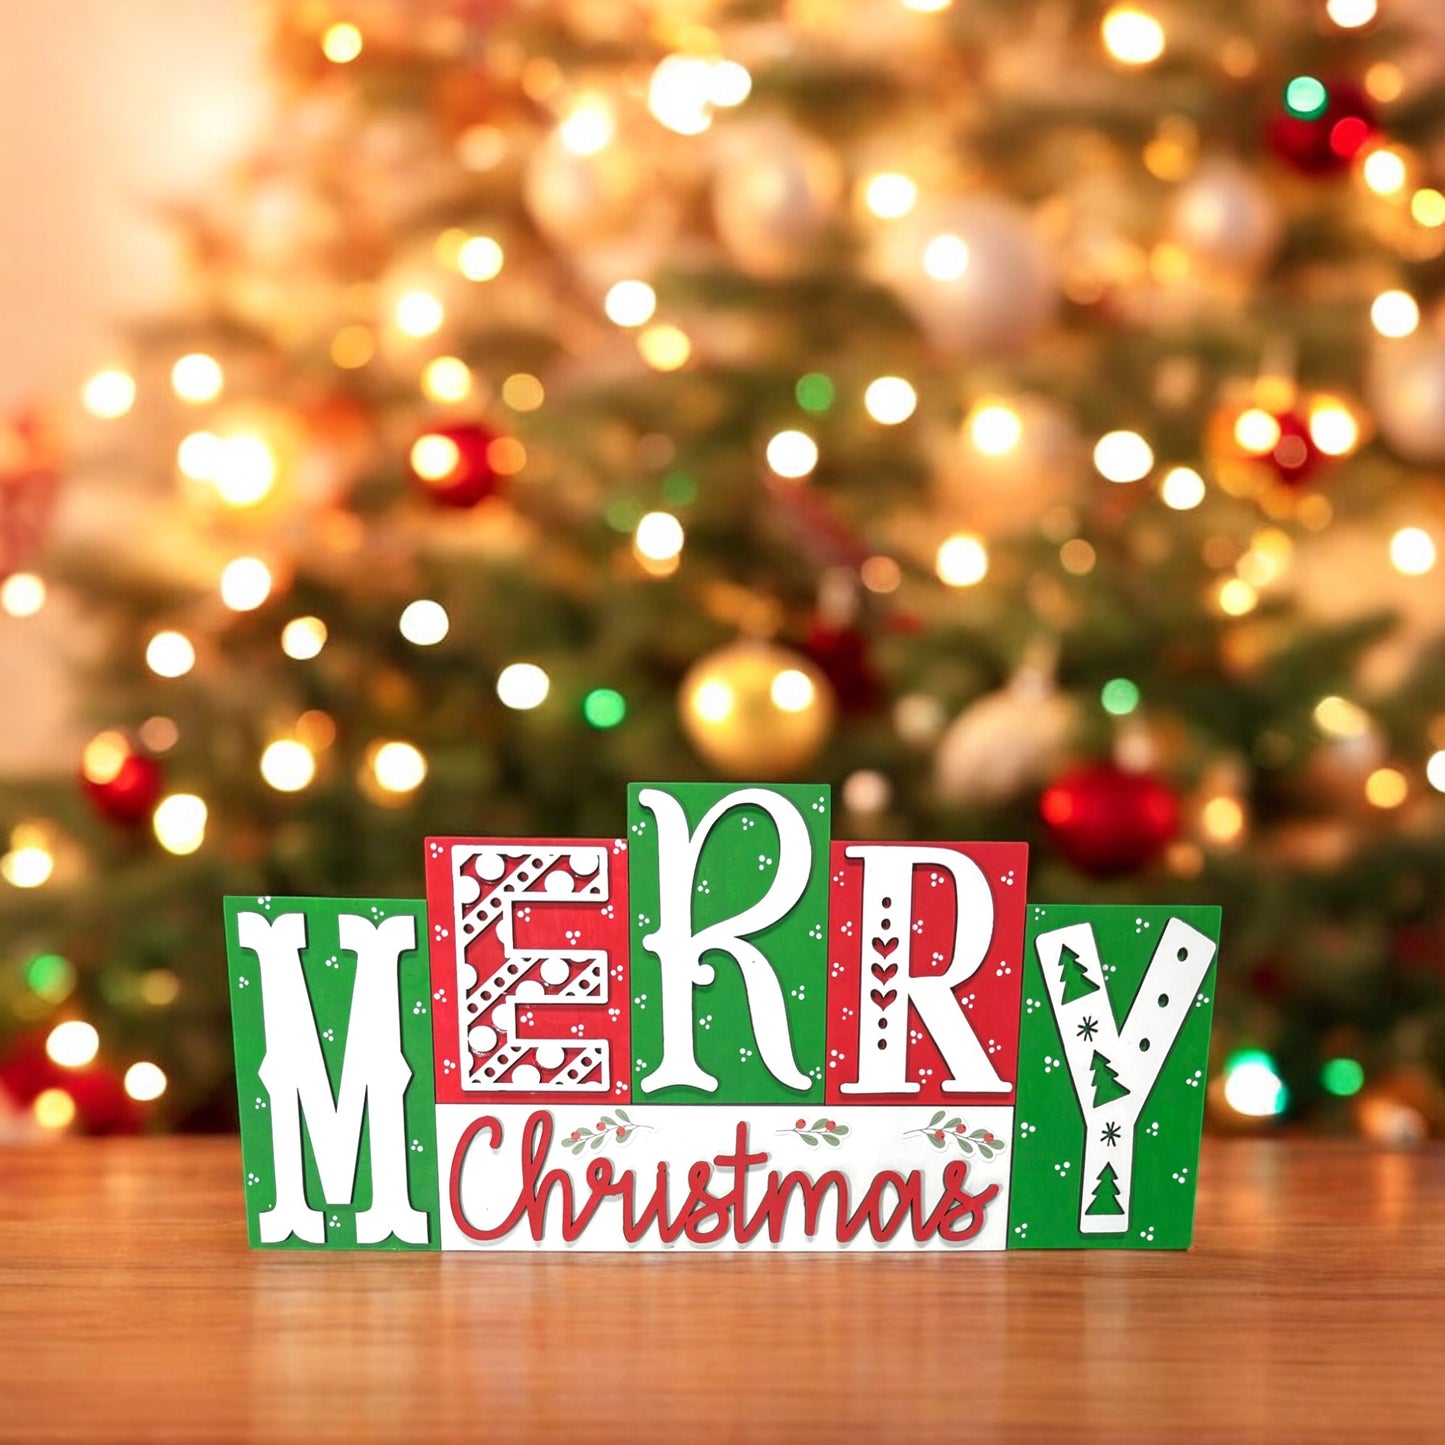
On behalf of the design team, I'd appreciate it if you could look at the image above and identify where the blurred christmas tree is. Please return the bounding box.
[3,0,1445,1141]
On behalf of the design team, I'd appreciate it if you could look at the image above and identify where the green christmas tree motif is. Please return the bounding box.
[1058,945,1100,1004]
[1086,1162,1125,1216]
[1088,1050,1130,1107]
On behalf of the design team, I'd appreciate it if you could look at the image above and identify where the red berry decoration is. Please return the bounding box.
[1040,761,1180,877]
[933,1129,945,1141]
[1267,76,1375,177]
[408,421,503,508]
[615,1127,625,1138]
[79,734,163,827]
[795,1118,807,1129]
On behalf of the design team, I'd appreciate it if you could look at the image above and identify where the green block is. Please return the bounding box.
[626,783,830,1104]
[1007,904,1219,1250]
[225,896,440,1250]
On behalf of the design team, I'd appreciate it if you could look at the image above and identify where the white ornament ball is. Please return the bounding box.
[712,121,843,278]
[1369,336,1445,465]
[525,129,644,247]
[1168,157,1282,274]
[869,194,1057,355]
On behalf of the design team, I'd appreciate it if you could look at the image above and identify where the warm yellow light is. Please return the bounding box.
[502,373,545,411]
[604,280,657,328]
[395,289,445,338]
[559,95,615,156]
[708,59,752,108]
[140,968,181,1006]
[321,21,363,63]
[422,357,472,404]
[1217,578,1258,616]
[1201,795,1246,844]
[1101,6,1166,66]
[1060,538,1097,575]
[1363,148,1408,197]
[138,717,178,754]
[863,172,918,220]
[220,557,273,612]
[1390,526,1437,575]
[770,668,816,714]
[901,0,952,11]
[295,710,337,752]
[260,739,316,793]
[634,511,685,562]
[936,533,988,587]
[765,429,819,479]
[694,678,734,723]
[213,435,278,507]
[1326,0,1377,29]
[47,1019,100,1069]
[82,368,136,419]
[170,353,224,404]
[922,233,970,281]
[496,663,550,711]
[1411,188,1445,228]
[638,323,691,371]
[153,794,207,854]
[0,571,46,617]
[368,741,426,795]
[861,555,902,593]
[33,1088,75,1130]
[82,731,130,785]
[1427,750,1445,793]
[863,376,918,425]
[1314,694,1370,739]
[410,433,462,481]
[1160,466,1206,510]
[331,325,375,369]
[145,631,195,679]
[487,437,527,475]
[173,430,214,481]
[649,54,714,136]
[2,843,53,888]
[1371,289,1419,338]
[967,402,1023,456]
[281,616,327,660]
[458,235,504,281]
[124,1061,168,1102]
[1366,766,1408,809]
[1093,430,1154,483]
[1308,401,1361,456]
[399,599,450,646]
[1234,408,1281,455]
[1365,61,1405,103]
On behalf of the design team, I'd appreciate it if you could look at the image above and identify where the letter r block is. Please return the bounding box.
[825,842,1028,1106]
[627,782,831,1104]
[224,896,439,1251]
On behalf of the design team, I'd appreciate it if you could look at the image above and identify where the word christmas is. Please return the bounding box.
[225,782,1219,1253]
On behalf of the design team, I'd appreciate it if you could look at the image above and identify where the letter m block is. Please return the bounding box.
[224,896,440,1250]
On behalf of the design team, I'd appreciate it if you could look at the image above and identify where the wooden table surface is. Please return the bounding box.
[0,1138,1440,1443]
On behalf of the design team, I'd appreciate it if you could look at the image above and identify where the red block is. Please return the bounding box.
[425,837,631,1105]
[825,842,1027,1106]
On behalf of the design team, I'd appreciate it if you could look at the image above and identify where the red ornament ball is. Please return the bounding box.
[1262,409,1324,488]
[802,620,882,714]
[408,422,505,508]
[0,1032,141,1136]
[1040,762,1180,877]
[80,735,163,826]
[1267,79,1375,177]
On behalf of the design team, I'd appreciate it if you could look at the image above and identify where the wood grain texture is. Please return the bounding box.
[0,1138,1440,1442]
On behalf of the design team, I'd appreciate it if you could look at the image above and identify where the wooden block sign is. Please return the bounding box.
[224,783,1219,1252]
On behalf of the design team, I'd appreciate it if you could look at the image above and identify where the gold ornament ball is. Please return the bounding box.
[679,641,836,778]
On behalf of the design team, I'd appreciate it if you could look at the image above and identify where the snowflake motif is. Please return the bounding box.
[612,839,627,854]
[994,961,1013,977]
[830,961,845,978]
[811,796,826,814]
[1042,1054,1062,1074]
[1013,1222,1029,1238]
[630,820,647,836]
[757,854,775,871]
[433,987,447,1003]
[1195,992,1211,1008]
[1025,997,1041,1015]
[1102,1122,1122,1146]
[1139,1227,1156,1243]
[696,880,711,895]
[807,924,823,941]
[246,1172,261,1186]
[254,1097,268,1111]
[739,1046,754,1061]
[790,984,807,1001]
[839,920,855,937]
[1185,1069,1204,1089]
[608,1006,621,1020]
[237,976,251,989]
[986,1037,1001,1056]
[999,870,1015,886]
[1171,1166,1190,1183]
[329,1215,341,1230]
[698,1013,714,1031]
[433,924,450,941]
[601,905,615,920]
[1017,1121,1037,1137]
[324,955,339,970]
[828,1047,846,1071]
[441,1059,456,1074]
[1077,1016,1099,1042]
[633,993,648,1009]
[322,1028,335,1042]
[409,1139,424,1154]
[412,1002,427,1016]
[1053,1160,1072,1176]
[570,1023,585,1037]
[256,895,273,910]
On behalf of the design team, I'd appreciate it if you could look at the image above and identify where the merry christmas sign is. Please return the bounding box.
[224,783,1219,1252]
